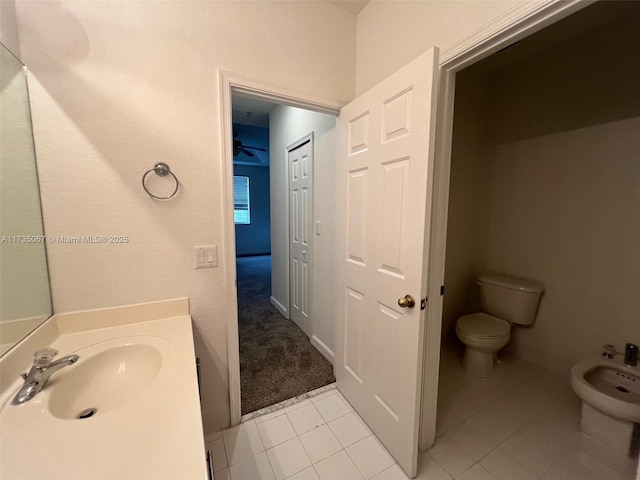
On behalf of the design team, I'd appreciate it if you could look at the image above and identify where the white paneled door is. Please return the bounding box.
[289,137,313,337]
[335,48,439,478]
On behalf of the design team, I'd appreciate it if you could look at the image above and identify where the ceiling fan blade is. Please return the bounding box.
[243,145,267,152]
[240,148,255,157]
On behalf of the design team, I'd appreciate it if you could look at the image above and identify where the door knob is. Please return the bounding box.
[397,294,416,308]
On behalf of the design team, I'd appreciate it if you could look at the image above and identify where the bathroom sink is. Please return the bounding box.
[0,307,206,480]
[48,342,164,419]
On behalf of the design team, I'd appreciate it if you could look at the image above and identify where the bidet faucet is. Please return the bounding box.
[601,344,620,359]
[11,348,79,405]
[624,343,638,367]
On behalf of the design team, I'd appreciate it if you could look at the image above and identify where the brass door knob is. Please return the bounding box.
[398,294,416,308]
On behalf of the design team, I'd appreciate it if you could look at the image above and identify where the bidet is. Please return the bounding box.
[571,352,640,455]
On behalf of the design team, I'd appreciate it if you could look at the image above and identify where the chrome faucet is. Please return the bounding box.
[625,343,638,367]
[12,348,79,405]
[602,343,639,367]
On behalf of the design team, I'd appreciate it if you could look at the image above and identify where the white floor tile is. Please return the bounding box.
[299,425,342,464]
[214,468,231,480]
[287,403,326,436]
[444,423,495,462]
[313,393,351,422]
[346,436,395,479]
[207,431,223,442]
[574,432,637,478]
[456,464,496,480]
[286,399,313,414]
[498,433,555,477]
[228,452,275,480]
[465,397,537,445]
[225,419,259,437]
[207,437,228,472]
[335,391,354,411]
[371,464,410,480]
[480,449,538,480]
[309,388,338,403]
[328,412,371,448]
[224,421,265,465]
[428,437,475,478]
[315,450,364,480]
[266,437,312,480]
[286,466,321,480]
[415,453,452,480]
[541,454,621,480]
[516,409,580,462]
[256,408,288,425]
[257,414,297,449]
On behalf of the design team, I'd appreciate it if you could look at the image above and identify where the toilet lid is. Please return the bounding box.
[457,313,510,338]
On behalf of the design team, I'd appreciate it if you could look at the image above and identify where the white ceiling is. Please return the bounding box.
[232,93,278,128]
[326,0,369,15]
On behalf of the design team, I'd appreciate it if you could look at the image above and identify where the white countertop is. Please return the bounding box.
[0,299,208,480]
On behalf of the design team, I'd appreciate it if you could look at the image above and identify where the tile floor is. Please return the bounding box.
[206,346,638,480]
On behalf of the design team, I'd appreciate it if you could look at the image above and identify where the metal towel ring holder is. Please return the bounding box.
[142,162,179,200]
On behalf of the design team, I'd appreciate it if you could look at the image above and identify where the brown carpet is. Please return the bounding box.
[237,255,335,415]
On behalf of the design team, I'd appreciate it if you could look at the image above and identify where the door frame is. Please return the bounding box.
[219,71,342,424]
[220,0,592,430]
[419,0,593,450]
[287,133,314,337]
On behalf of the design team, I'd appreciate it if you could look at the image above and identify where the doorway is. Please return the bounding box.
[229,90,337,416]
[433,2,640,477]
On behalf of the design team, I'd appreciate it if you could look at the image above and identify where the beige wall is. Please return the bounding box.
[441,70,492,345]
[9,0,355,434]
[355,0,521,94]
[269,105,337,360]
[2,0,574,435]
[444,12,640,375]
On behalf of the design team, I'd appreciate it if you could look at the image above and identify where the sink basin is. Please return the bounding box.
[571,356,640,422]
[48,342,164,419]
[584,366,640,403]
[0,307,206,480]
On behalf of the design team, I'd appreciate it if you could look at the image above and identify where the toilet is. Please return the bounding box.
[455,274,544,377]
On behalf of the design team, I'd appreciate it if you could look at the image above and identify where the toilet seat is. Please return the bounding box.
[456,313,510,339]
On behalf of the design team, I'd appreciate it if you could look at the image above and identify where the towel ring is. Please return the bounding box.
[142,162,179,200]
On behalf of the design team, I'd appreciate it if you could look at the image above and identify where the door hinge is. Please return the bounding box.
[421,297,427,310]
[440,285,445,296]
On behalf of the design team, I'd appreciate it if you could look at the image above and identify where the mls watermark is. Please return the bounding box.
[1,235,129,244]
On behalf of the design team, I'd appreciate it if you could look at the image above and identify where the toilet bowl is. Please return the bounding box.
[455,274,544,377]
[456,313,510,377]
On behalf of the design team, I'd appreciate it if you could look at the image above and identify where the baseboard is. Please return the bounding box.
[270,296,289,319]
[311,335,334,365]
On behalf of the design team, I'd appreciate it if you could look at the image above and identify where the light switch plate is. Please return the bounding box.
[194,245,218,269]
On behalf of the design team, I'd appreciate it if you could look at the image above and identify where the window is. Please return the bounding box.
[233,176,250,224]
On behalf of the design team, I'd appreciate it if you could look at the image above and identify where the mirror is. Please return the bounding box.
[0,41,52,356]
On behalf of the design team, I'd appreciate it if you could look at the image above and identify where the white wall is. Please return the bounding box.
[269,105,337,360]
[444,11,640,375]
[9,0,355,433]
[355,0,522,94]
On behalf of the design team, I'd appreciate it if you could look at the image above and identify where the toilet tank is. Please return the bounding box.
[478,274,544,325]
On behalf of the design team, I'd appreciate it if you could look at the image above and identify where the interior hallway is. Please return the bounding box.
[237,255,335,414]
